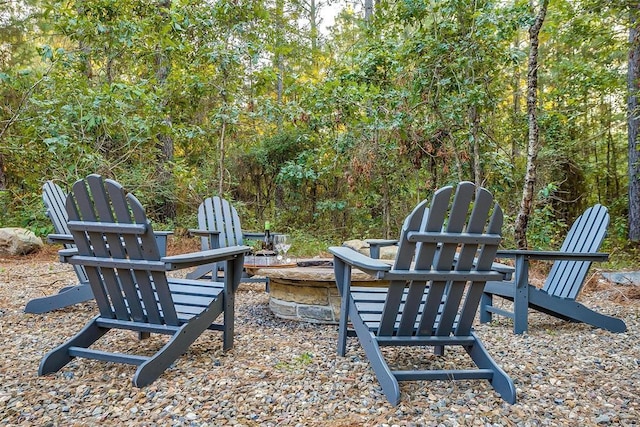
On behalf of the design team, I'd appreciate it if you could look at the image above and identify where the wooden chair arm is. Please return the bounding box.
[58,247,78,263]
[48,233,75,244]
[329,246,391,278]
[489,262,515,280]
[188,228,221,237]
[162,246,252,271]
[242,232,266,240]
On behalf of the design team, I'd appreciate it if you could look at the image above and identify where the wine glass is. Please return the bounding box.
[274,234,284,261]
[274,234,292,263]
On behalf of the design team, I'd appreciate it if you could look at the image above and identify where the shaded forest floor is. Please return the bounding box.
[0,242,638,426]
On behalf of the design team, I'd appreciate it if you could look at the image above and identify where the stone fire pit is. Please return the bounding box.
[256,260,390,324]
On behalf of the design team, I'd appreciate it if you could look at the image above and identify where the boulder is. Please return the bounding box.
[342,239,398,260]
[0,227,44,255]
[342,239,370,256]
[601,271,640,286]
[377,245,398,260]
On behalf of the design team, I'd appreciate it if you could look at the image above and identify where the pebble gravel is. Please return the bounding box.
[0,251,638,426]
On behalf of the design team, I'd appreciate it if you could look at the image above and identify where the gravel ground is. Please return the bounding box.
[0,250,638,426]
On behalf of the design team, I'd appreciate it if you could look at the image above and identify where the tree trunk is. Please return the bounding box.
[308,0,318,54]
[514,0,549,249]
[628,4,640,242]
[218,121,226,196]
[154,0,176,222]
[365,0,373,20]
[0,154,5,190]
[511,33,522,161]
[470,105,482,187]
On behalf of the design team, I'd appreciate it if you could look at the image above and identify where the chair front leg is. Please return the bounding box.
[513,254,529,334]
[333,258,352,357]
[222,255,243,351]
[479,292,493,324]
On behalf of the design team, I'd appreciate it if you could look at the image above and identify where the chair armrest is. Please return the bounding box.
[243,232,266,240]
[490,262,515,280]
[58,247,78,263]
[153,231,173,257]
[48,233,75,244]
[365,239,398,246]
[188,228,221,238]
[495,249,608,262]
[329,246,391,278]
[162,245,251,271]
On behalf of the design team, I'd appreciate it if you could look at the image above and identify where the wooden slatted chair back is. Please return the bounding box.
[542,204,609,299]
[198,196,244,250]
[43,181,89,284]
[65,174,179,325]
[379,182,503,337]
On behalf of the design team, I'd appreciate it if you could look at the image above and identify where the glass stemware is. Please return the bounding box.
[274,234,292,263]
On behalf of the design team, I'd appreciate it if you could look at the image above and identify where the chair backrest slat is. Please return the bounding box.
[73,177,131,320]
[43,181,89,284]
[378,182,503,338]
[454,189,504,334]
[43,181,70,235]
[543,204,609,299]
[199,196,244,250]
[433,183,479,335]
[66,175,178,325]
[379,200,430,336]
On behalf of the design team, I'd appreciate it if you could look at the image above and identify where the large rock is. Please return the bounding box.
[0,227,44,255]
[342,239,398,260]
[341,239,370,256]
[602,271,640,286]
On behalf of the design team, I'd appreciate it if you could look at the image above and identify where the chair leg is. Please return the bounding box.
[466,332,516,404]
[479,292,493,324]
[358,329,401,406]
[513,289,529,334]
[223,288,235,352]
[133,304,222,387]
[39,316,107,375]
[561,303,627,333]
[512,254,529,334]
[528,288,628,333]
[334,260,351,357]
[343,293,401,406]
[25,284,94,314]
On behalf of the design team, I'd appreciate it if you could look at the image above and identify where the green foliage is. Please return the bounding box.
[274,352,314,371]
[0,0,633,265]
[526,184,568,250]
[0,187,53,236]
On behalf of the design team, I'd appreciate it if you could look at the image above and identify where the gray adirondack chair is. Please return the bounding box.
[186,196,264,284]
[24,181,171,314]
[329,182,516,406]
[38,175,250,387]
[480,204,627,334]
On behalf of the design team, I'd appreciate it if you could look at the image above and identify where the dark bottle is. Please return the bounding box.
[264,221,272,251]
